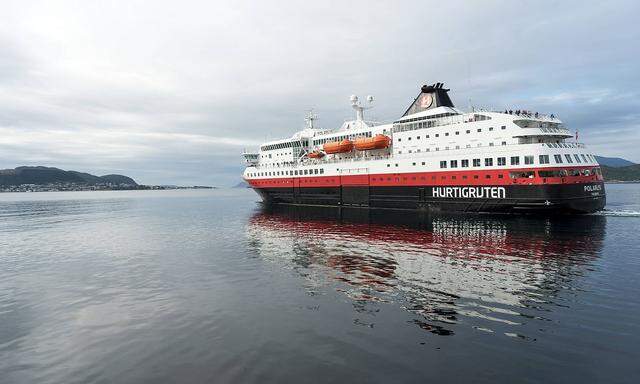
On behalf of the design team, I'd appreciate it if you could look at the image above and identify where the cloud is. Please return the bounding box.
[1,0,639,185]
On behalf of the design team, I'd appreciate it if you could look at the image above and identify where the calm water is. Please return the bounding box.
[1,185,639,383]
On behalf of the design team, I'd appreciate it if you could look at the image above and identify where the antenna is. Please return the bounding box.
[304,109,318,129]
[351,94,374,121]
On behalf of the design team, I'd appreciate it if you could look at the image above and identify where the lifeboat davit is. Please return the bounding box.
[354,134,391,151]
[308,151,325,159]
[323,139,353,154]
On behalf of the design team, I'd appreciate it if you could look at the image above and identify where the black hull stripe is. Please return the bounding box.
[252,183,606,214]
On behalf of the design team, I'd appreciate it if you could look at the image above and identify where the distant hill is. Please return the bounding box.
[601,164,640,182]
[595,156,636,167]
[0,166,138,186]
[100,174,137,185]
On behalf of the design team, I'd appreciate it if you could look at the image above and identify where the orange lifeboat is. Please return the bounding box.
[323,139,353,154]
[354,134,391,151]
[308,151,325,159]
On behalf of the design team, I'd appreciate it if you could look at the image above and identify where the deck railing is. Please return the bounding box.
[248,142,589,170]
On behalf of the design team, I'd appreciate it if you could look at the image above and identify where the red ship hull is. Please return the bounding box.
[246,167,606,214]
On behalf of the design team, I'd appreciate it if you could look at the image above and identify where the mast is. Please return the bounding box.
[350,95,374,122]
[305,109,318,129]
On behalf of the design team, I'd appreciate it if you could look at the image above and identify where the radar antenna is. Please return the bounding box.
[350,94,374,121]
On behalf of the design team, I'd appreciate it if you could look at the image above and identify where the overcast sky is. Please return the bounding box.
[1,0,638,186]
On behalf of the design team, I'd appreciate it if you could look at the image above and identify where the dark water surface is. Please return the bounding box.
[1,185,639,383]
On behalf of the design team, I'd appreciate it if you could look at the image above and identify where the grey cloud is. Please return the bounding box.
[0,0,639,186]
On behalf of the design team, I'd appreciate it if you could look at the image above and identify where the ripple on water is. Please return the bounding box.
[1,188,640,383]
[246,206,609,339]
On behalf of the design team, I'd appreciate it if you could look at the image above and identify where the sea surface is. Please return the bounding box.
[1,184,639,383]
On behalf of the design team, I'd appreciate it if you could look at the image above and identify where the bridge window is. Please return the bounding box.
[539,155,550,164]
[524,156,534,165]
[554,154,563,163]
[485,158,493,166]
[574,154,582,163]
[581,154,588,162]
[565,154,574,163]
[473,159,481,167]
[440,161,447,168]
[461,159,469,167]
[450,160,458,168]
[497,157,506,166]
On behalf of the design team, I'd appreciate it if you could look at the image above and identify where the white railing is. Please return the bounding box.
[247,142,589,170]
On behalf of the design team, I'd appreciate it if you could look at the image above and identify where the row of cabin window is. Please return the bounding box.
[394,112,459,124]
[528,168,602,178]
[437,153,594,169]
[312,132,372,146]
[372,174,505,181]
[248,168,325,177]
[369,167,600,183]
[262,152,293,159]
[396,125,507,142]
[398,142,508,154]
[261,141,306,151]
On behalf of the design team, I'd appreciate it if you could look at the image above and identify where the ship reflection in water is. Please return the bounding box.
[246,206,606,338]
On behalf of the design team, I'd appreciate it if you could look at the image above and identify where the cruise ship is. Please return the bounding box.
[242,83,606,213]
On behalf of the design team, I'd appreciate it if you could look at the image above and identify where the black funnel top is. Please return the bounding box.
[402,82,455,117]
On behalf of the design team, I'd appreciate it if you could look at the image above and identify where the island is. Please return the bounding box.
[0,166,215,192]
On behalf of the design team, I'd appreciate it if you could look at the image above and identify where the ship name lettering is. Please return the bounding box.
[584,185,602,192]
[432,186,506,199]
